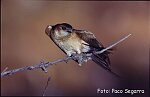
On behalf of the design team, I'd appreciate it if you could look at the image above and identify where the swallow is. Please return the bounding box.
[45,23,120,77]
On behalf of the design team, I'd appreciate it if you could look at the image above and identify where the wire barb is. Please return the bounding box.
[41,66,48,73]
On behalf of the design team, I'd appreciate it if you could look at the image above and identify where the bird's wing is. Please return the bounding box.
[74,29,112,71]
[74,29,104,50]
[74,29,120,77]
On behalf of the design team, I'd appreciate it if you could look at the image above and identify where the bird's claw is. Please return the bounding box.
[70,53,91,66]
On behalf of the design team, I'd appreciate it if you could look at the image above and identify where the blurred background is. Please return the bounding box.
[1,0,149,96]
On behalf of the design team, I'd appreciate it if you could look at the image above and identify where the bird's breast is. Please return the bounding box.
[62,35,82,54]
[53,32,91,56]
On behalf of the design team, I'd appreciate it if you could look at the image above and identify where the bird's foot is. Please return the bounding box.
[71,53,91,66]
[78,63,82,66]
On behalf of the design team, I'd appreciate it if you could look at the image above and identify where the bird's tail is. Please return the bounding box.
[91,52,121,78]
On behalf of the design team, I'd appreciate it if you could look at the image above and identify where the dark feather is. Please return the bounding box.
[74,29,120,77]
[74,29,111,65]
[91,52,120,78]
[74,29,103,48]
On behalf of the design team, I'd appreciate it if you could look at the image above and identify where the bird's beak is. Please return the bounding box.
[45,25,53,36]
[48,25,52,29]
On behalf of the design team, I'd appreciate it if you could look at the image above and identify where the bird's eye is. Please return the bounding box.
[62,26,66,30]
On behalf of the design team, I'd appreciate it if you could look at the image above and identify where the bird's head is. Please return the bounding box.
[45,23,73,39]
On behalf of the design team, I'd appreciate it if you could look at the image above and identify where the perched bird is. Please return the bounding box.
[45,23,119,77]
